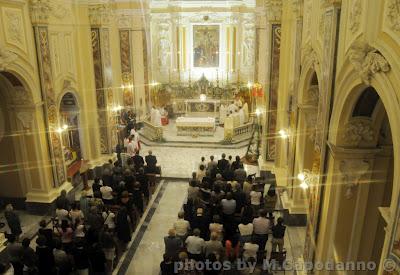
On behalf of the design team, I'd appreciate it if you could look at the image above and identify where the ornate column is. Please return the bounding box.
[260,0,282,169]
[303,1,342,265]
[29,0,67,188]
[117,12,134,110]
[89,4,115,154]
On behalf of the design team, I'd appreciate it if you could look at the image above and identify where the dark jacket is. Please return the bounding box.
[164,236,182,259]
[217,159,229,173]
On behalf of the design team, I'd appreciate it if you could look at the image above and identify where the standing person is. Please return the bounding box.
[164,229,182,261]
[252,209,270,254]
[53,239,72,275]
[6,234,23,275]
[100,183,114,205]
[36,236,55,275]
[173,211,190,241]
[132,151,145,170]
[217,153,229,173]
[55,190,71,211]
[89,243,106,275]
[4,204,22,239]
[271,217,286,252]
[131,182,144,215]
[126,136,136,158]
[185,229,205,261]
[264,186,278,214]
[73,241,90,275]
[57,220,74,254]
[115,206,132,250]
[145,150,158,173]
[207,155,217,173]
[38,219,54,248]
[249,185,262,213]
[21,238,37,275]
[70,202,84,225]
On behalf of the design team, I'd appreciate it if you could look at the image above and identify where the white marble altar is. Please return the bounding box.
[176,116,216,136]
[185,99,220,117]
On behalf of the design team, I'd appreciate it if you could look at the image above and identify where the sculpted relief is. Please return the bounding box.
[349,42,391,84]
[157,22,171,69]
[242,22,255,67]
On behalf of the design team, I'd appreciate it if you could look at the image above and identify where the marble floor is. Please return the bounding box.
[121,181,188,275]
[140,144,259,178]
[116,180,306,275]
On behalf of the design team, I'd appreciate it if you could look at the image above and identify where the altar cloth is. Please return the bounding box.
[176,117,216,136]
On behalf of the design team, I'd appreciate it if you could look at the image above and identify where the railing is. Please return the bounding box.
[142,120,164,142]
[224,117,254,142]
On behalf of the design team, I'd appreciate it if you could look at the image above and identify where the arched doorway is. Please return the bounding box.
[325,86,393,272]
[0,71,37,207]
[58,92,83,172]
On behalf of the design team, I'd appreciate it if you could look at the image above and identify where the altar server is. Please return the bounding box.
[150,106,156,124]
[219,104,227,124]
[154,108,162,127]
[243,102,249,123]
[127,137,136,157]
[234,97,243,108]
[238,106,245,125]
[227,102,238,114]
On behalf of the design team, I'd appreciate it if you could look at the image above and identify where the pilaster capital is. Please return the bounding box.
[29,0,51,25]
[265,0,282,22]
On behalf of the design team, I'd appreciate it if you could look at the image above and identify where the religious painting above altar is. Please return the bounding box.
[193,25,220,68]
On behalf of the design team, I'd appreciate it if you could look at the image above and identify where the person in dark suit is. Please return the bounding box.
[145,150,158,173]
[132,151,144,170]
[217,153,229,173]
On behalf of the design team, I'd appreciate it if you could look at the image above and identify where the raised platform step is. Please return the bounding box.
[139,134,251,149]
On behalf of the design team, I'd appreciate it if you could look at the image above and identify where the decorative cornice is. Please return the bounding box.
[29,0,52,25]
[349,41,391,84]
[265,0,282,22]
[0,48,18,71]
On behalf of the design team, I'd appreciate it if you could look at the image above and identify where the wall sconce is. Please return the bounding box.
[56,124,68,134]
[279,129,289,139]
[255,108,262,117]
[200,94,207,101]
[297,169,317,190]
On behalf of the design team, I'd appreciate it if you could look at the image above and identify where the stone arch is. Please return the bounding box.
[0,71,53,208]
[317,56,399,272]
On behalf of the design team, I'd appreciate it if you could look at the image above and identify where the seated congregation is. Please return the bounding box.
[3,148,160,275]
[161,154,287,274]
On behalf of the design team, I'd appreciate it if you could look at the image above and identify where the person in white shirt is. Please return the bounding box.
[238,221,254,246]
[243,241,259,261]
[102,208,116,230]
[250,185,262,213]
[55,207,69,222]
[185,229,205,261]
[100,184,114,205]
[209,215,223,241]
[238,106,245,125]
[173,211,190,240]
[126,136,136,157]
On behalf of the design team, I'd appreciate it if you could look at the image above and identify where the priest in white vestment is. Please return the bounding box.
[150,106,156,124]
[243,102,249,123]
[154,108,162,126]
[127,137,136,157]
[234,98,243,108]
[219,104,227,124]
[238,107,245,125]
[227,103,238,114]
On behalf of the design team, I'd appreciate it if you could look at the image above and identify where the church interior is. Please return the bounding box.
[0,0,399,274]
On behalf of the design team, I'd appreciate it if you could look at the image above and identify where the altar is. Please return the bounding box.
[185,99,220,118]
[176,117,216,136]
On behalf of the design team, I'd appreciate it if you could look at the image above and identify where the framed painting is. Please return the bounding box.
[193,25,220,68]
